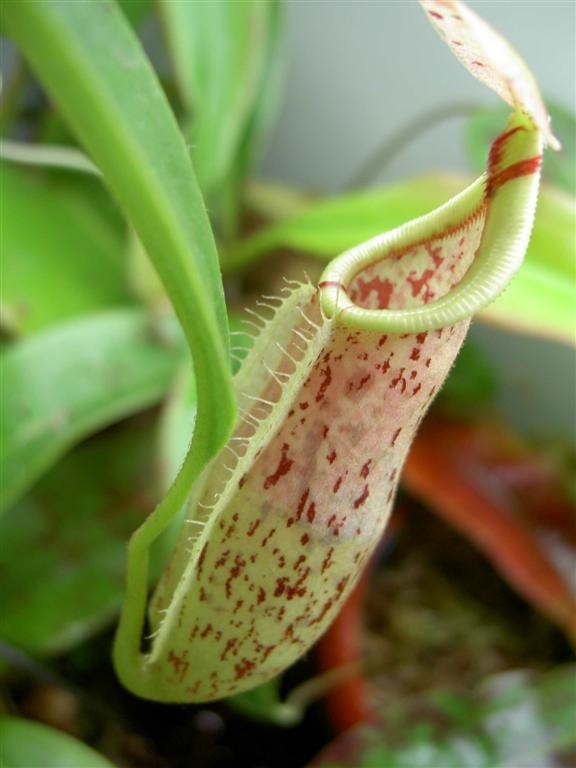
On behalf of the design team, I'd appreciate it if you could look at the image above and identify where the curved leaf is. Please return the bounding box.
[224,176,460,269]
[0,310,184,513]
[1,0,235,460]
[1,0,236,695]
[0,164,129,334]
[0,717,115,768]
[403,415,576,641]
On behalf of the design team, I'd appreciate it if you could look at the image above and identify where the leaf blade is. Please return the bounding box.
[0,310,184,513]
[1,0,235,461]
[0,717,115,768]
[1,0,237,694]
[0,418,159,655]
[0,164,130,334]
[159,0,283,233]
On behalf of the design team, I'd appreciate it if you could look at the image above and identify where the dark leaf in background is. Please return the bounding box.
[436,339,498,415]
[0,417,159,655]
[116,0,152,29]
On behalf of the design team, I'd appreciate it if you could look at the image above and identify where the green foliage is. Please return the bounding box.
[0,417,159,655]
[1,0,238,694]
[0,310,183,513]
[156,314,253,497]
[159,0,283,233]
[0,164,130,334]
[116,0,152,29]
[225,175,457,270]
[0,0,571,734]
[158,364,198,493]
[0,142,100,177]
[153,312,253,502]
[318,666,576,768]
[0,716,115,768]
[1,0,236,468]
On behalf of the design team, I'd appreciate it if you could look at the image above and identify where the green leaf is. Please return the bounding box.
[116,0,151,28]
[0,717,115,767]
[151,314,252,569]
[543,103,576,196]
[155,313,252,510]
[467,101,576,194]
[0,141,101,176]
[227,175,576,345]
[0,417,159,655]
[0,310,184,513]
[0,164,130,334]
[315,666,576,768]
[1,0,235,461]
[158,364,198,494]
[224,175,468,269]
[1,0,237,693]
[159,0,283,229]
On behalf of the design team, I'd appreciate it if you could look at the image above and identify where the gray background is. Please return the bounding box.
[260,0,576,440]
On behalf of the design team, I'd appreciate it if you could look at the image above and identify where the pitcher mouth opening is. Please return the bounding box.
[319,114,542,336]
[317,175,486,333]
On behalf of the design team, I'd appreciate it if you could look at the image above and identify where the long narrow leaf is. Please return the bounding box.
[403,415,576,642]
[1,0,237,693]
[224,176,456,268]
[0,141,100,176]
[159,0,282,209]
[1,0,235,461]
